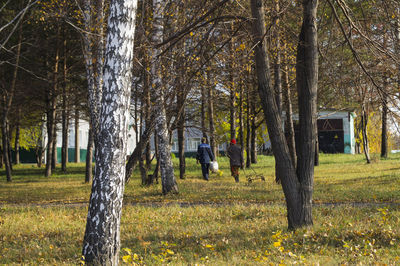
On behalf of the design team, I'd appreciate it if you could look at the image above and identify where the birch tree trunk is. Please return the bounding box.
[82,1,138,264]
[250,0,317,229]
[151,0,178,194]
[397,5,400,105]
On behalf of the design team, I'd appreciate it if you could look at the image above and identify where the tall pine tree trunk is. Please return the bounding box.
[82,1,138,264]
[45,94,56,177]
[250,99,257,164]
[75,107,80,163]
[125,117,156,184]
[361,103,371,164]
[46,22,60,177]
[177,88,186,179]
[0,144,3,169]
[1,116,11,182]
[52,22,61,171]
[7,125,13,170]
[230,87,236,140]
[62,33,69,172]
[81,0,105,174]
[274,0,282,115]
[52,128,57,169]
[85,127,94,183]
[144,50,152,172]
[36,124,44,168]
[61,98,69,172]
[381,84,388,158]
[246,87,251,168]
[150,0,178,194]
[2,23,23,180]
[201,85,207,137]
[238,83,244,159]
[14,109,21,165]
[207,71,217,157]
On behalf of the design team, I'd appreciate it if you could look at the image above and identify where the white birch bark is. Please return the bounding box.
[151,0,178,194]
[397,4,400,92]
[82,0,138,264]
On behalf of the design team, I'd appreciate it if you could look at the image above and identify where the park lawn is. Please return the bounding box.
[1,153,400,205]
[0,153,399,264]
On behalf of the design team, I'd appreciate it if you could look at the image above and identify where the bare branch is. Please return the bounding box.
[326,0,384,101]
[156,0,230,49]
[0,0,38,51]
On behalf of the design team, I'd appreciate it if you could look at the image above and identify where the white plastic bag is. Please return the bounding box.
[210,161,218,173]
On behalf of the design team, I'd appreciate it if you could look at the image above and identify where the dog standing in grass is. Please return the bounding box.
[227,139,244,183]
[196,137,215,181]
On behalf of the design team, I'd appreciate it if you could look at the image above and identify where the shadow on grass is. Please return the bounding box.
[0,164,87,184]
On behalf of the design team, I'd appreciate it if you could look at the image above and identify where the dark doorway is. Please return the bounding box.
[317,119,344,153]
[291,118,345,154]
[318,131,344,153]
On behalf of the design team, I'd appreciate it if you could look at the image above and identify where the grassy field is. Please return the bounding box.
[0,153,399,264]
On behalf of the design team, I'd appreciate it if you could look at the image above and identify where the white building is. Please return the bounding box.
[43,118,137,163]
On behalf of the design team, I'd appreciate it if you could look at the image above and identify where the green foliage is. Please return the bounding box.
[11,124,43,150]
[214,112,232,143]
